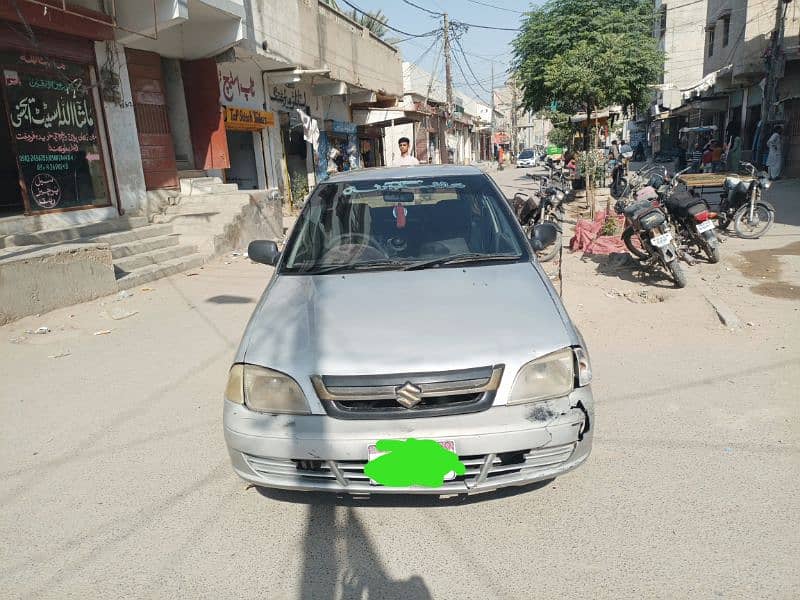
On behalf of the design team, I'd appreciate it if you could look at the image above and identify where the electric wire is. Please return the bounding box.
[465,0,527,14]
[338,0,441,37]
[400,0,443,17]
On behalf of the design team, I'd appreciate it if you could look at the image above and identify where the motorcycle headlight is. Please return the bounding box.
[225,364,311,414]
[509,348,575,405]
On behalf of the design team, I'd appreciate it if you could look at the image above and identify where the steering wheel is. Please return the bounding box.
[322,233,388,262]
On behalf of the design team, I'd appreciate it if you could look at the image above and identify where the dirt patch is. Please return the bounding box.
[604,287,667,304]
[736,241,800,300]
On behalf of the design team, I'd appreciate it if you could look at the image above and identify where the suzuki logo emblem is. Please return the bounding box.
[395,382,423,408]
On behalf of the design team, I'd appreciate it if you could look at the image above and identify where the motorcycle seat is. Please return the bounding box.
[623,199,656,220]
[665,192,706,218]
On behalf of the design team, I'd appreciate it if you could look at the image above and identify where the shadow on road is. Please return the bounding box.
[205,295,255,304]
[296,504,433,600]
[580,253,678,289]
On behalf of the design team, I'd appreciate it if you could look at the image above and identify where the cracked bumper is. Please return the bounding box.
[224,387,593,495]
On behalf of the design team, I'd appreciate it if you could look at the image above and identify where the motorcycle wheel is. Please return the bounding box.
[704,242,721,264]
[536,225,562,263]
[622,227,649,261]
[733,203,774,239]
[669,260,688,288]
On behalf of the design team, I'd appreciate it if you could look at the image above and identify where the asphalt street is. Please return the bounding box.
[1,166,798,599]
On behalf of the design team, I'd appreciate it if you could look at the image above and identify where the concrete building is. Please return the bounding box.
[0,0,403,323]
[650,0,799,174]
[373,62,489,166]
[648,0,709,157]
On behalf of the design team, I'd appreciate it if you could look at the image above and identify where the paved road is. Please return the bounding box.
[1,169,798,599]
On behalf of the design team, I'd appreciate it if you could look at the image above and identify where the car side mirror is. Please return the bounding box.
[531,222,558,252]
[248,240,281,266]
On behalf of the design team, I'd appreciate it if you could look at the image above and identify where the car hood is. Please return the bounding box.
[240,262,574,378]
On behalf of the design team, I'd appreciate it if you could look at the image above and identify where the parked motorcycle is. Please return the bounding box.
[609,145,634,198]
[510,184,566,262]
[615,189,687,288]
[660,167,720,264]
[714,162,775,238]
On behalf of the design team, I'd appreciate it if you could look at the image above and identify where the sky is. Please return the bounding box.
[349,0,541,107]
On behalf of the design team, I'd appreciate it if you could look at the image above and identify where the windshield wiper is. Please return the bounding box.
[402,253,523,271]
[303,260,407,275]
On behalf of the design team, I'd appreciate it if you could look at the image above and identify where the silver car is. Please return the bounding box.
[224,165,593,496]
[516,148,537,168]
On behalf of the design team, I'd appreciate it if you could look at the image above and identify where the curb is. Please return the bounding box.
[703,292,741,329]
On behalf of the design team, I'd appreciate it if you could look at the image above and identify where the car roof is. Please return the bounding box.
[325,165,484,183]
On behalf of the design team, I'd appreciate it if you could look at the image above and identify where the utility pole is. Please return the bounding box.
[511,83,518,156]
[759,0,790,164]
[490,62,495,163]
[442,12,454,164]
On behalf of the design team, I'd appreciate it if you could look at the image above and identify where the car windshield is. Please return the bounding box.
[519,150,534,159]
[282,173,529,274]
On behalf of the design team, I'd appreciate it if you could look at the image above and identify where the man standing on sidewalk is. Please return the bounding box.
[393,137,419,166]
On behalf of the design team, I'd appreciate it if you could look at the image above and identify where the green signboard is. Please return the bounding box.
[2,53,109,212]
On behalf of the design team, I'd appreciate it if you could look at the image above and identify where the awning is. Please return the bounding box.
[679,125,718,134]
[352,108,418,127]
[571,109,611,124]
[681,65,732,100]
[672,96,729,115]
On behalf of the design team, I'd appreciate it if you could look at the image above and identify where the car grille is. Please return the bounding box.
[311,365,504,419]
[243,444,577,489]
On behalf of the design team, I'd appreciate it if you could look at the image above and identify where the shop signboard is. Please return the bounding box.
[546,145,564,156]
[2,54,108,212]
[224,107,275,131]
[331,120,357,135]
[218,63,264,110]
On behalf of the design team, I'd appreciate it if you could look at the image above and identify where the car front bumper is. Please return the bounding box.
[223,388,593,495]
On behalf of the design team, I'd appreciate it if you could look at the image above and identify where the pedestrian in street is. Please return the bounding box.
[766,125,784,180]
[701,147,714,173]
[711,141,723,173]
[393,137,419,166]
[691,144,704,173]
[726,134,742,173]
[608,140,621,161]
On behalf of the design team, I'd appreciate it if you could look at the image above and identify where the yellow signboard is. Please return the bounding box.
[224,107,275,131]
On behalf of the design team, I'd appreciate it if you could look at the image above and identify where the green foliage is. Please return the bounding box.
[321,1,389,39]
[512,0,663,115]
[576,150,605,184]
[289,175,308,209]
[347,8,389,38]
[600,215,619,236]
[545,110,575,149]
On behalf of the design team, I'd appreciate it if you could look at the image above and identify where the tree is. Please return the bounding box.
[512,0,663,215]
[347,8,389,39]
[512,0,663,146]
[321,1,389,39]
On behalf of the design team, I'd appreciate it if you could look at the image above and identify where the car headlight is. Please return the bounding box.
[509,348,575,405]
[225,364,311,414]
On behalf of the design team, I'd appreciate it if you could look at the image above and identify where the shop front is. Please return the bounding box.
[223,107,275,190]
[357,126,384,168]
[268,81,312,201]
[0,31,113,218]
[218,61,273,190]
[317,119,359,180]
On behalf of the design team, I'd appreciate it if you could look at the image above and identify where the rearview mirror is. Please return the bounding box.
[248,240,281,266]
[531,222,559,252]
